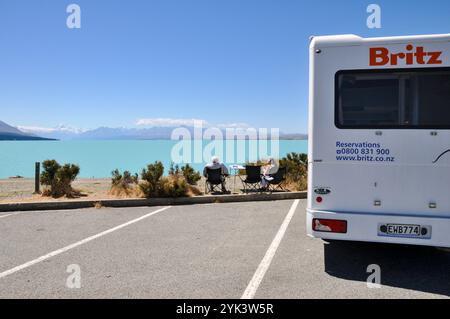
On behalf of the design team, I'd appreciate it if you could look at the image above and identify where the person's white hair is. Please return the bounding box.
[211,156,220,164]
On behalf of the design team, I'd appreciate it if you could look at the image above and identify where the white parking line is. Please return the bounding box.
[0,206,171,280]
[241,199,299,299]
[0,211,29,219]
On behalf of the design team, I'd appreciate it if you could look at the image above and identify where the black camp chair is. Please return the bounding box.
[205,167,225,194]
[242,165,262,193]
[267,167,287,192]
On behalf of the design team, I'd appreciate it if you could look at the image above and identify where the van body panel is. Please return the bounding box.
[307,34,450,247]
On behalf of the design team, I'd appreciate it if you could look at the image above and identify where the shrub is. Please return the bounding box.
[40,159,80,197]
[180,164,201,185]
[142,161,164,184]
[140,161,164,197]
[111,169,138,186]
[168,162,181,176]
[159,175,188,198]
[40,160,60,190]
[139,161,193,198]
[110,169,139,197]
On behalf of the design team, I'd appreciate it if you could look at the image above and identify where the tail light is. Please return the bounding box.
[313,218,347,234]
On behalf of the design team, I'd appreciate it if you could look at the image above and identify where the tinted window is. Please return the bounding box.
[336,68,450,129]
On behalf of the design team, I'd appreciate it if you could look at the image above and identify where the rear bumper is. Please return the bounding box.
[307,209,450,248]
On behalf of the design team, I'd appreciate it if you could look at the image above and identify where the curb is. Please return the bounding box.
[0,192,307,212]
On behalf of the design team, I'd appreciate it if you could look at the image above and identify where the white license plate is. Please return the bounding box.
[387,224,420,236]
[379,224,421,237]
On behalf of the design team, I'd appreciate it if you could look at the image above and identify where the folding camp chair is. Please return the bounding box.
[242,165,262,193]
[267,167,287,192]
[205,167,226,194]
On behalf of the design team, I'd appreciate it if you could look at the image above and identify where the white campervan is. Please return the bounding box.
[307,34,450,248]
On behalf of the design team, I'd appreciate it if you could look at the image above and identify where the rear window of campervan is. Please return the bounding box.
[335,67,450,129]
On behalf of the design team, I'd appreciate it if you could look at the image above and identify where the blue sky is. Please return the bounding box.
[1,0,450,133]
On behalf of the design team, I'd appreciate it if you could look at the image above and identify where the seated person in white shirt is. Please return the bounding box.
[203,156,229,192]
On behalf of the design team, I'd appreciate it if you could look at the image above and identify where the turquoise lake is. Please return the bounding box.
[0,140,308,178]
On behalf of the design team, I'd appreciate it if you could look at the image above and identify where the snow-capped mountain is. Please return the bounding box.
[18,124,84,140]
[11,122,308,141]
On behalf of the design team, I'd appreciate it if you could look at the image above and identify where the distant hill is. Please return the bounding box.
[0,120,27,135]
[0,120,56,141]
[278,133,308,140]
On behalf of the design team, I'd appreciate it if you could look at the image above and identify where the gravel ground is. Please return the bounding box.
[0,176,248,203]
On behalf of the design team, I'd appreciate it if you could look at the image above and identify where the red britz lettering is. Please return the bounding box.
[370,45,442,66]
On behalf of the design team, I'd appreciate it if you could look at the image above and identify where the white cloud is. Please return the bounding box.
[136,118,208,127]
[136,118,251,129]
[216,122,251,129]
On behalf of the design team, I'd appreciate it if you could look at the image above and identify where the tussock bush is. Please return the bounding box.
[159,175,189,198]
[186,184,202,196]
[140,161,190,198]
[111,169,138,186]
[40,159,80,198]
[168,163,200,185]
[110,169,139,197]
[168,162,201,192]
[279,153,308,191]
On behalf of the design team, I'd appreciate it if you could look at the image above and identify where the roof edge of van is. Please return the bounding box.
[310,33,450,49]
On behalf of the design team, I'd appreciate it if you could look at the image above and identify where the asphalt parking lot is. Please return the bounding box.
[0,199,449,299]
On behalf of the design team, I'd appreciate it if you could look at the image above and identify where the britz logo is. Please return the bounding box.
[370,45,443,66]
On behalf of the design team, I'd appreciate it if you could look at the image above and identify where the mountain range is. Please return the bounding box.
[0,120,307,141]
